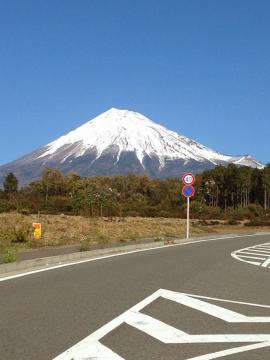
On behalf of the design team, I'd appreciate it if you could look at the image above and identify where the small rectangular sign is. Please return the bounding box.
[33,223,42,239]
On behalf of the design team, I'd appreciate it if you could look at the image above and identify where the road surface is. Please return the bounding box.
[1,233,270,359]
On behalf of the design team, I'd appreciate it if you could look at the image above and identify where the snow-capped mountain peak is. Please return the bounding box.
[38,107,234,168]
[0,108,264,185]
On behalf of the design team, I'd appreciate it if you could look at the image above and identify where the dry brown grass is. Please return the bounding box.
[0,213,269,252]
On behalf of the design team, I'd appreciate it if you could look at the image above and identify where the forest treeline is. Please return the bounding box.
[0,163,270,220]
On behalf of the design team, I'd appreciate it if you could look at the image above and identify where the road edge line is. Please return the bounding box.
[1,232,269,282]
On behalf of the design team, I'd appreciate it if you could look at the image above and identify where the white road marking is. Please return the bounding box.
[237,255,267,260]
[252,247,270,252]
[161,289,270,323]
[232,242,270,269]
[241,249,270,254]
[251,249,270,254]
[53,289,270,360]
[239,250,269,256]
[1,233,269,283]
[236,259,262,266]
[187,342,270,360]
[238,252,268,260]
[256,245,270,249]
[125,311,188,342]
[262,257,270,268]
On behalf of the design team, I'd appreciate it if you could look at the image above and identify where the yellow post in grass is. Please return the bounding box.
[33,223,42,239]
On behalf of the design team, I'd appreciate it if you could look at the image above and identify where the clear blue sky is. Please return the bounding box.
[0,0,269,165]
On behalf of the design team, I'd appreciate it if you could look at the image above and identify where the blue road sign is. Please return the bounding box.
[182,185,195,198]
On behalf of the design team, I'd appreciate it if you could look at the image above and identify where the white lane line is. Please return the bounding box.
[53,289,270,360]
[236,250,268,255]
[232,241,270,269]
[230,254,262,266]
[1,233,269,283]
[180,291,270,309]
[187,342,270,360]
[253,248,270,253]
[125,311,188,343]
[241,260,262,265]
[262,257,270,268]
[241,249,270,257]
[57,341,125,360]
[250,245,270,249]
[241,246,270,251]
[241,248,270,254]
[161,289,270,323]
[232,241,270,253]
[161,290,245,323]
[53,289,164,359]
[236,255,267,260]
[237,252,267,257]
[239,249,269,254]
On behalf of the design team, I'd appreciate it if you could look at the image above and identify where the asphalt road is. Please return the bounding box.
[1,233,270,360]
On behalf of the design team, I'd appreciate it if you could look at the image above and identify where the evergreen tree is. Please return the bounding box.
[3,172,18,193]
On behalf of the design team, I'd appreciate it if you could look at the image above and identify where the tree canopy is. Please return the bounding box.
[0,164,269,219]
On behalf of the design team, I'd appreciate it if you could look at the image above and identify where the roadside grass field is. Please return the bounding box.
[0,213,269,257]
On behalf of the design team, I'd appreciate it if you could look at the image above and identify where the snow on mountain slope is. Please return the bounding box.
[228,155,265,169]
[37,108,233,168]
[0,107,264,185]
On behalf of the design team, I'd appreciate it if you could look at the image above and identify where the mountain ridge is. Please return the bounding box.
[0,108,264,185]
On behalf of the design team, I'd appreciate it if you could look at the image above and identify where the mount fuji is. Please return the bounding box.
[0,108,264,185]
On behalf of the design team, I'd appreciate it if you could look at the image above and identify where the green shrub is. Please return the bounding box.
[125,230,137,241]
[199,206,221,220]
[0,223,31,246]
[227,218,240,225]
[0,227,13,249]
[95,227,107,240]
[19,208,31,215]
[0,199,10,213]
[245,219,270,227]
[154,237,164,242]
[196,220,208,226]
[225,207,249,220]
[12,223,31,243]
[208,220,220,225]
[247,204,264,218]
[80,243,90,252]
[97,237,109,245]
[2,247,17,263]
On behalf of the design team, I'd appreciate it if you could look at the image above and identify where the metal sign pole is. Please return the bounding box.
[182,173,195,241]
[187,196,190,240]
